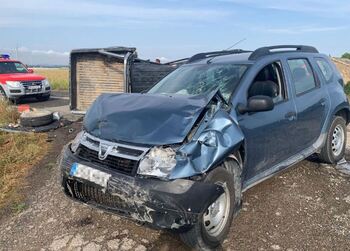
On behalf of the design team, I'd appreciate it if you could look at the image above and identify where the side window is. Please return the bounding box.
[316,58,333,83]
[288,59,317,95]
[248,61,286,103]
[14,63,27,73]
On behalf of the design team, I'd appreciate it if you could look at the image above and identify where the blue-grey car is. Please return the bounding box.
[60,45,350,250]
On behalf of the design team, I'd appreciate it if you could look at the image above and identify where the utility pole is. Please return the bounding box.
[15,44,18,60]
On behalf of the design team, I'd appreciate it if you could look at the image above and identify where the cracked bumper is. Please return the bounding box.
[59,146,224,230]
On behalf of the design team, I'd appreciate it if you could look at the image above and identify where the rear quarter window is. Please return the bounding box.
[315,58,334,83]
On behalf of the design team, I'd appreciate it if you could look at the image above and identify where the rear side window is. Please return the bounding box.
[287,59,317,95]
[316,58,333,83]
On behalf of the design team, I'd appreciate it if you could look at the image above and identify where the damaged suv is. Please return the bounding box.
[60,45,350,250]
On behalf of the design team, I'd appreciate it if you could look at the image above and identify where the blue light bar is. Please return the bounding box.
[0,54,10,59]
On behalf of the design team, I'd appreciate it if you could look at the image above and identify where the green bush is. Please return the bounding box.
[341,53,350,60]
[344,82,350,96]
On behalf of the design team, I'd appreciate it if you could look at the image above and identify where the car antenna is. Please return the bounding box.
[207,38,247,64]
[225,38,247,50]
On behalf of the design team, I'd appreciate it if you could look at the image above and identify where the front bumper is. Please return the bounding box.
[2,84,51,99]
[59,146,224,230]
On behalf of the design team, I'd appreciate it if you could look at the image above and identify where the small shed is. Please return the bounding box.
[70,47,185,112]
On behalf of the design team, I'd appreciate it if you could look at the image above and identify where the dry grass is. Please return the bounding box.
[0,100,20,126]
[332,58,350,83]
[0,101,47,208]
[34,68,69,90]
[0,131,47,208]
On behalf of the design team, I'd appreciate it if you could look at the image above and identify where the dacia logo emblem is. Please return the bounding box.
[98,143,113,160]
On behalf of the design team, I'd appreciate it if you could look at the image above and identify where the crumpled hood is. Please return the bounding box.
[83,93,212,145]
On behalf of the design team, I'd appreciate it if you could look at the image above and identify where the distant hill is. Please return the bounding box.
[332,58,350,84]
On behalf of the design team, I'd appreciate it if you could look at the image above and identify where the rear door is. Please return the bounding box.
[286,57,329,152]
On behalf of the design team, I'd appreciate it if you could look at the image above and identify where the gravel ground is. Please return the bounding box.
[0,123,349,251]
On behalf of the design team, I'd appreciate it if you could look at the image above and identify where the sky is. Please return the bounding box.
[0,0,349,65]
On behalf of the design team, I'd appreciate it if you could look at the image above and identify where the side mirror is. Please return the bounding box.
[237,95,274,114]
[27,68,34,73]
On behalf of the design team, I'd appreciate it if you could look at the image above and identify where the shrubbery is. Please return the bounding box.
[344,81,350,96]
[341,53,350,60]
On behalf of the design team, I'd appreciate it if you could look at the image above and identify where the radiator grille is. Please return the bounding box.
[21,80,42,87]
[77,145,137,175]
[68,179,131,211]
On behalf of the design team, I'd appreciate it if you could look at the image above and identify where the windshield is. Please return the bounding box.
[148,63,248,101]
[0,62,28,74]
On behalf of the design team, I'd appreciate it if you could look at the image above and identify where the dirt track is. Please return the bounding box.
[0,121,350,250]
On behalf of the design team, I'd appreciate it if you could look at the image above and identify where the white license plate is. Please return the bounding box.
[27,86,40,90]
[70,163,111,188]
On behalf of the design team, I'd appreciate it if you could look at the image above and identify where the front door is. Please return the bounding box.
[237,61,297,184]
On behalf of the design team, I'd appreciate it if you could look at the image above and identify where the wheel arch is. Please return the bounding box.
[335,107,350,125]
[224,146,245,210]
[0,85,7,97]
[324,104,350,135]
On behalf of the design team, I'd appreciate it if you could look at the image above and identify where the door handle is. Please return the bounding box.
[285,111,297,121]
[319,98,327,107]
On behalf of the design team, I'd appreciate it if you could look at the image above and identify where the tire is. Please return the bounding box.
[0,87,7,101]
[20,110,53,127]
[318,116,347,164]
[36,94,50,102]
[9,98,20,105]
[180,166,236,250]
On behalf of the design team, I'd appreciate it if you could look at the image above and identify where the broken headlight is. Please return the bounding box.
[138,147,177,178]
[70,131,84,153]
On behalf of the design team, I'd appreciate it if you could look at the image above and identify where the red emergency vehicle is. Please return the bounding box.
[0,54,50,101]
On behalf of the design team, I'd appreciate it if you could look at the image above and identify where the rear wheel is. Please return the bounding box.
[318,116,347,164]
[180,166,236,250]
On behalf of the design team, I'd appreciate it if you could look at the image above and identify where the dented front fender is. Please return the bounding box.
[170,109,244,179]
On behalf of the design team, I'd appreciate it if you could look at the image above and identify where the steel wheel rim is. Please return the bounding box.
[203,182,230,237]
[332,125,345,156]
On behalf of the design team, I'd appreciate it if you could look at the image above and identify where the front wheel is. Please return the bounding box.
[180,166,236,250]
[318,116,347,164]
[0,87,7,101]
[36,94,50,102]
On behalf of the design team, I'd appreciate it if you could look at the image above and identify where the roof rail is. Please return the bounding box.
[165,58,189,65]
[249,45,319,60]
[187,49,250,63]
